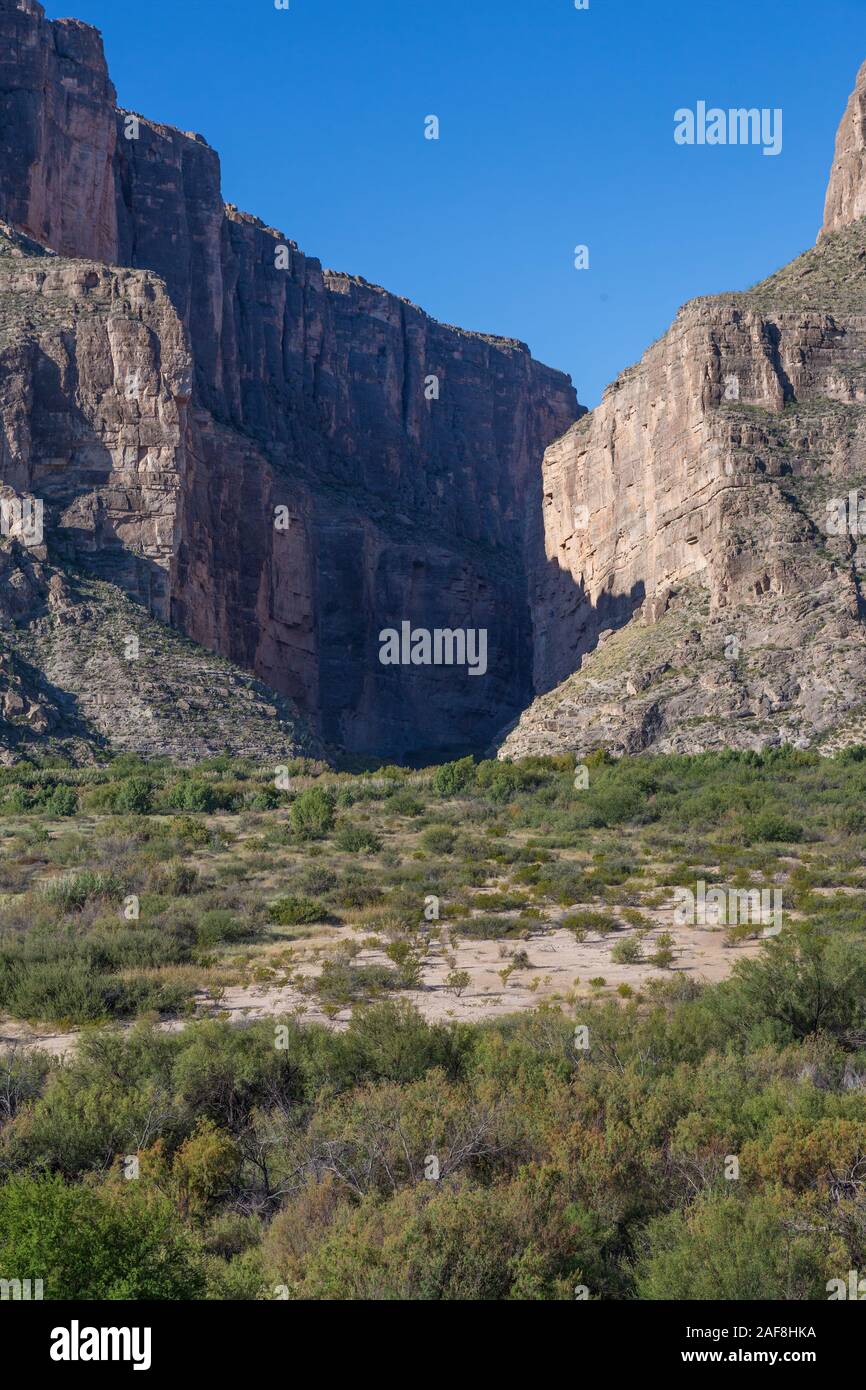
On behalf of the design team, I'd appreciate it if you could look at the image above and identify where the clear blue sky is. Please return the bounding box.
[47,0,864,406]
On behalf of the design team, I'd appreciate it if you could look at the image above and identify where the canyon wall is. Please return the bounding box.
[503,62,866,759]
[0,0,579,759]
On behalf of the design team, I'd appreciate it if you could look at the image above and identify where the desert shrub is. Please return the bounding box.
[152,860,198,896]
[383,792,424,817]
[742,810,804,845]
[430,757,475,797]
[649,932,676,968]
[44,785,79,817]
[244,785,281,811]
[314,960,400,1004]
[296,866,338,897]
[710,929,866,1042]
[0,1174,205,1299]
[419,825,456,855]
[195,909,252,947]
[290,787,336,839]
[40,871,125,913]
[562,910,618,936]
[112,778,154,815]
[166,781,217,814]
[333,879,384,910]
[611,936,643,965]
[170,815,211,847]
[634,1194,832,1301]
[267,896,324,926]
[454,915,523,940]
[334,825,383,854]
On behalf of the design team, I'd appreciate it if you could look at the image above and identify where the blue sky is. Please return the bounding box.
[47,0,864,406]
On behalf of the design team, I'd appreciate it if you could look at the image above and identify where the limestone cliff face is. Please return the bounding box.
[823,60,866,237]
[0,1,118,263]
[0,0,579,760]
[532,285,866,696]
[503,60,866,760]
[0,222,191,618]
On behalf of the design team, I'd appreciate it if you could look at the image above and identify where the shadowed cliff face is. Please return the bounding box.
[0,0,580,760]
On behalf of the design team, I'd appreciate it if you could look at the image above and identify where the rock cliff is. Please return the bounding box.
[0,0,579,761]
[823,59,866,237]
[501,62,866,760]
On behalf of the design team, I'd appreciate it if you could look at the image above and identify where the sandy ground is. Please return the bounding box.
[0,915,763,1059]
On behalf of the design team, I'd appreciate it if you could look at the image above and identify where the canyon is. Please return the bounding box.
[0,0,578,761]
[1,1,866,766]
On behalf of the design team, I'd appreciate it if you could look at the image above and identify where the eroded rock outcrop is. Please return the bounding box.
[823,59,866,237]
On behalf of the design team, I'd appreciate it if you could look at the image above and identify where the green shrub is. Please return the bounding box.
[0,1174,205,1299]
[562,910,618,936]
[742,810,804,844]
[40,871,125,913]
[419,825,456,855]
[168,781,217,814]
[112,778,154,815]
[45,785,78,817]
[267,895,325,926]
[195,909,252,947]
[383,792,424,817]
[431,758,476,797]
[290,786,336,838]
[611,936,643,964]
[334,825,383,854]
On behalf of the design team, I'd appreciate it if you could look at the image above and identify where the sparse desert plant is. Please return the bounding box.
[290,786,336,839]
[153,860,198,896]
[650,931,677,969]
[419,825,457,855]
[267,895,325,927]
[40,870,125,912]
[611,936,643,965]
[334,824,383,854]
[562,910,618,936]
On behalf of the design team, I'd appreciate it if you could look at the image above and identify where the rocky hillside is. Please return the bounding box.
[0,535,318,764]
[501,63,866,760]
[0,0,579,762]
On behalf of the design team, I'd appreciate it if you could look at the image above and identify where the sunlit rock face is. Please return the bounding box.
[823,59,866,237]
[503,60,866,761]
